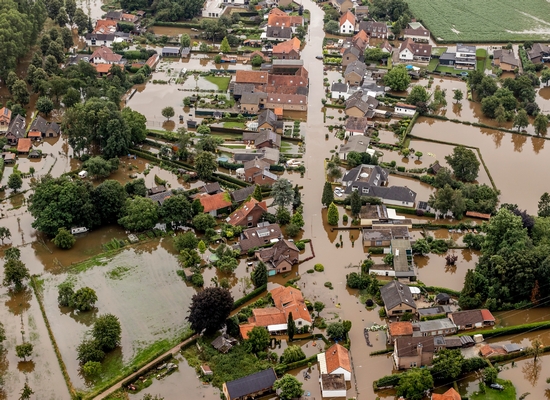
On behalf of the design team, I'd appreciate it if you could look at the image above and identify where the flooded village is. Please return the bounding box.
[3,0,550,400]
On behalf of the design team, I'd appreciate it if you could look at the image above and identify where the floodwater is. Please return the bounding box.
[412,118,550,213]
[415,249,479,291]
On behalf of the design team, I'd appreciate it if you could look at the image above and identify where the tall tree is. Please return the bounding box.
[321,181,334,206]
[15,343,33,361]
[252,185,263,201]
[251,261,268,288]
[180,33,191,47]
[220,37,231,52]
[3,258,30,292]
[430,349,464,380]
[287,312,296,341]
[160,194,193,229]
[350,190,362,217]
[271,179,294,208]
[121,108,147,144]
[19,382,34,400]
[444,146,480,182]
[539,192,550,217]
[383,64,411,91]
[273,375,304,400]
[513,109,529,131]
[187,287,234,334]
[93,180,127,225]
[161,106,175,121]
[396,368,433,400]
[327,202,339,226]
[533,113,548,136]
[194,151,217,181]
[8,172,22,192]
[93,314,122,351]
[71,287,98,311]
[246,326,270,352]
[118,197,159,231]
[0,227,11,244]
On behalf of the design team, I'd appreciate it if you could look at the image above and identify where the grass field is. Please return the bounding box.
[470,379,516,400]
[203,76,231,91]
[405,0,550,42]
[223,121,246,129]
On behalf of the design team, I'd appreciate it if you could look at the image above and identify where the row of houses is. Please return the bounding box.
[0,111,60,157]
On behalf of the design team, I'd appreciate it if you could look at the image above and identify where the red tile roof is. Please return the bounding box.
[465,211,491,220]
[267,8,303,27]
[146,54,160,69]
[198,192,232,213]
[389,321,413,337]
[226,198,267,225]
[235,70,269,84]
[252,307,287,326]
[239,323,256,339]
[272,37,301,55]
[93,63,113,74]
[93,19,117,34]
[0,107,11,124]
[480,309,495,322]
[28,130,42,138]
[339,11,355,27]
[91,46,123,63]
[271,286,312,323]
[432,388,461,400]
[17,138,32,153]
[274,108,283,116]
[325,343,351,373]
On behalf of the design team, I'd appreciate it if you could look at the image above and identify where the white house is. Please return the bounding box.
[90,46,123,64]
[394,103,416,116]
[455,43,477,69]
[320,374,347,398]
[398,38,432,62]
[339,11,355,34]
[331,82,349,100]
[317,344,352,381]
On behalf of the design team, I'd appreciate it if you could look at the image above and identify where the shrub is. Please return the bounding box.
[314,264,324,272]
[324,282,333,289]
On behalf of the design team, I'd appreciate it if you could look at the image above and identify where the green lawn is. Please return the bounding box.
[435,65,467,75]
[405,0,550,42]
[223,121,246,129]
[431,47,448,57]
[470,379,516,400]
[427,58,439,72]
[203,76,231,91]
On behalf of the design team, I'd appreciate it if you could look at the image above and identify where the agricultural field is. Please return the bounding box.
[405,0,550,42]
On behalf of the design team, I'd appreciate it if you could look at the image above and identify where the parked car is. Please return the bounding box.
[334,190,343,197]
[316,55,323,60]
[489,383,504,391]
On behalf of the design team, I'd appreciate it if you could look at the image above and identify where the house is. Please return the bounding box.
[0,107,12,132]
[317,343,352,381]
[362,227,410,247]
[197,192,233,217]
[161,46,181,57]
[435,293,451,305]
[449,309,495,331]
[231,83,255,100]
[222,368,277,400]
[480,344,508,358]
[2,153,15,163]
[264,94,307,111]
[439,51,457,66]
[351,30,369,52]
[455,44,476,69]
[344,60,367,86]
[238,223,283,253]
[148,185,166,195]
[371,218,413,230]
[403,26,430,42]
[226,198,268,227]
[339,134,371,159]
[355,6,369,19]
[29,115,61,138]
[319,374,347,398]
[359,204,389,226]
[272,37,301,60]
[493,49,520,71]
[412,318,457,337]
[331,82,349,100]
[330,0,353,13]
[431,388,461,400]
[201,365,213,376]
[387,321,413,344]
[258,110,284,133]
[390,238,415,280]
[243,130,281,149]
[211,334,238,353]
[148,190,173,206]
[198,182,223,196]
[243,158,278,186]
[344,117,371,137]
[339,11,355,35]
[121,13,138,23]
[104,10,123,20]
[359,21,388,38]
[230,185,256,203]
[380,40,393,54]
[399,38,432,62]
[93,19,117,34]
[17,138,32,154]
[240,92,267,113]
[380,281,417,317]
[342,163,388,191]
[6,114,26,145]
[341,46,363,68]
[265,26,293,41]
[527,43,550,64]
[256,239,300,275]
[85,32,130,47]
[345,91,379,117]
[394,103,416,116]
[393,336,442,369]
[235,70,269,87]
[417,305,451,320]
[267,8,303,27]
[90,46,123,64]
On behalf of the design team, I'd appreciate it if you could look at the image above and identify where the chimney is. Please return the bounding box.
[417,343,423,358]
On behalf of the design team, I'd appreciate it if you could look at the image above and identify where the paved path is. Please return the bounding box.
[94,335,198,400]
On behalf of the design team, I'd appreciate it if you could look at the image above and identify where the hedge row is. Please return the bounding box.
[422,286,461,297]
[274,354,318,375]
[385,205,421,216]
[152,21,201,28]
[232,284,267,310]
[0,158,4,181]
[369,247,384,254]
[374,373,401,389]
[459,320,550,339]
[147,130,177,142]
[369,348,393,356]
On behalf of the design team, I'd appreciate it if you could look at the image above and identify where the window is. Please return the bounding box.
[410,362,417,367]
[376,241,382,246]
[298,321,302,326]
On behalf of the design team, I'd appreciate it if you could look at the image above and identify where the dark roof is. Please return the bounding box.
[439,52,456,61]
[243,130,281,148]
[332,82,348,92]
[211,334,237,353]
[435,293,451,302]
[241,92,267,105]
[359,204,388,219]
[148,190,173,205]
[258,109,277,126]
[200,182,222,195]
[104,10,122,19]
[493,49,520,67]
[450,309,483,326]
[395,336,436,357]
[343,45,363,59]
[231,185,256,203]
[343,164,388,186]
[233,83,256,96]
[345,60,367,77]
[7,115,26,139]
[321,374,346,391]
[369,185,417,203]
[344,116,370,132]
[360,21,387,33]
[266,26,293,39]
[362,228,392,242]
[380,281,416,311]
[417,306,450,317]
[457,43,475,53]
[29,115,48,133]
[224,368,277,399]
[239,223,282,252]
[234,152,266,162]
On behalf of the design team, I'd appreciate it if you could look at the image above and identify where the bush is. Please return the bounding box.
[324,282,333,289]
[378,308,387,318]
[314,264,324,272]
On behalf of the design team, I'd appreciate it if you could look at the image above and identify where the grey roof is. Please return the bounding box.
[224,368,277,399]
[211,334,237,353]
[502,343,522,353]
[266,26,293,39]
[258,109,277,126]
[7,115,26,139]
[162,46,181,54]
[362,229,393,242]
[321,374,346,391]
[239,223,283,252]
[345,91,379,114]
[435,293,451,302]
[29,115,48,133]
[200,182,222,195]
[231,185,256,203]
[244,157,270,171]
[369,185,417,203]
[355,5,369,14]
[360,21,387,33]
[395,336,435,357]
[345,60,367,77]
[528,43,550,60]
[148,190,174,205]
[242,130,281,148]
[233,83,255,96]
[343,164,388,186]
[439,52,456,61]
[359,204,388,220]
[456,43,476,53]
[104,10,122,19]
[332,82,348,93]
[234,152,266,162]
[241,92,266,105]
[380,281,416,311]
[272,59,304,66]
[417,306,450,317]
[339,135,370,155]
[412,318,456,334]
[344,117,371,133]
[493,49,520,67]
[343,45,363,59]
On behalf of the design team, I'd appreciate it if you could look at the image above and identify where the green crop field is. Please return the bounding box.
[405,0,550,43]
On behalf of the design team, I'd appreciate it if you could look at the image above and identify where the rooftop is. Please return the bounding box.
[320,373,346,391]
[224,368,277,399]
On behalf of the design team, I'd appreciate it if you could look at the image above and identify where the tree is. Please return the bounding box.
[273,374,304,400]
[77,339,105,364]
[63,87,81,108]
[251,261,268,288]
[197,124,211,135]
[542,68,550,87]
[430,349,464,381]
[5,247,21,261]
[251,55,263,67]
[350,190,362,217]
[93,314,122,351]
[246,326,270,352]
[220,36,231,53]
[412,238,430,255]
[15,343,33,361]
[217,255,238,273]
[187,287,234,334]
[276,206,291,225]
[198,240,207,256]
[195,151,217,181]
[19,382,34,400]
[428,184,466,218]
[287,312,296,341]
[8,172,22,192]
[180,33,191,48]
[160,194,193,229]
[36,96,54,116]
[192,213,217,232]
[252,185,263,202]
[82,361,102,377]
[73,8,88,34]
[483,366,498,384]
[58,281,75,307]
[326,322,346,340]
[539,192,550,217]
[53,227,76,249]
[0,322,5,345]
[527,337,543,362]
[0,227,11,244]
[71,287,98,311]
[121,108,147,144]
[118,197,159,231]
[364,47,386,62]
[161,106,175,121]
[458,269,483,309]
[93,180,127,225]
[3,258,30,292]
[383,65,411,91]
[327,202,339,226]
[290,211,304,230]
[324,20,340,34]
[271,179,294,208]
[415,151,423,160]
[445,146,480,182]
[406,85,430,106]
[322,182,334,206]
[11,80,30,105]
[514,109,529,131]
[174,231,199,252]
[534,113,548,136]
[314,301,325,317]
[396,368,433,400]
[495,104,507,126]
[125,178,147,198]
[453,88,464,103]
[281,345,306,363]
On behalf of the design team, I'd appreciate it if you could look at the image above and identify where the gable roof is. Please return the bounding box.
[226,198,267,225]
[339,10,355,27]
[266,26,293,39]
[380,281,417,310]
[449,309,483,326]
[198,192,232,213]
[266,93,307,106]
[272,37,301,54]
[235,70,269,85]
[0,107,11,123]
[267,8,303,26]
[258,109,278,126]
[345,116,371,132]
[93,19,117,34]
[395,336,436,357]
[403,27,430,38]
[7,114,26,138]
[91,46,123,63]
[230,185,256,203]
[244,157,270,171]
[389,321,413,337]
[270,285,312,323]
[239,223,283,252]
[332,82,348,93]
[399,38,432,57]
[224,368,277,399]
[243,130,281,148]
[345,60,367,77]
[17,138,32,153]
[432,388,461,400]
[325,343,351,373]
[342,45,363,59]
[360,21,387,33]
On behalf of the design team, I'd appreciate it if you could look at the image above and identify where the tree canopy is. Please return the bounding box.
[383,65,411,91]
[187,287,234,334]
[273,374,304,400]
[445,146,480,182]
[396,368,433,400]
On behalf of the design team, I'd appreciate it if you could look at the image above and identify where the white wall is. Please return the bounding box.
[399,49,413,61]
[332,367,352,381]
[394,107,415,116]
[340,21,354,34]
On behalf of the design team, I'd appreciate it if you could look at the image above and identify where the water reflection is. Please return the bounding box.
[522,359,542,386]
[5,289,32,315]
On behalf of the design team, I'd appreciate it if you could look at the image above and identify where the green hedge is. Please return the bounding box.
[369,247,384,254]
[0,158,4,181]
[459,320,550,339]
[274,354,318,375]
[419,285,461,297]
[374,373,401,389]
[232,284,267,310]
[370,348,393,356]
[152,21,201,28]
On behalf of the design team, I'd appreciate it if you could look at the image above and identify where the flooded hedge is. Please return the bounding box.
[459,320,550,339]
[232,284,267,310]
